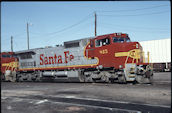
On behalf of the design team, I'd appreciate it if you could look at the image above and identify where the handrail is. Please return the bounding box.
[125,52,130,65]
[147,52,150,63]
[124,50,150,66]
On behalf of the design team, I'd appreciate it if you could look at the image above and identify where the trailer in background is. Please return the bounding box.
[140,38,171,72]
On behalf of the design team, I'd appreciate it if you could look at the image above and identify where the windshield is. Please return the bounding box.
[1,54,11,58]
[125,38,131,42]
[113,37,130,43]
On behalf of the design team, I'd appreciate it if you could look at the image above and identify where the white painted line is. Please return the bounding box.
[7,96,142,112]
[35,99,48,104]
[3,96,141,113]
[65,95,76,98]
[52,95,129,104]
[45,98,142,113]
[49,95,171,108]
[7,106,12,110]
[1,97,8,100]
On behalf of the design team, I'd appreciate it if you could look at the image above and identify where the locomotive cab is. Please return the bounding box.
[87,33,145,67]
[85,33,153,83]
[86,33,141,68]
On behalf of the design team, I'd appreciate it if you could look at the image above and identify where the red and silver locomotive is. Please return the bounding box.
[0,52,18,81]
[7,33,153,83]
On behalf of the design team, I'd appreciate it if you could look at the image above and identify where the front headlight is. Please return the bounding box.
[119,65,123,68]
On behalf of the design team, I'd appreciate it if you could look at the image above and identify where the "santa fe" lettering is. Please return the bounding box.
[40,51,74,65]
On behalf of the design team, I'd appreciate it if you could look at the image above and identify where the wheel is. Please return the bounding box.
[1,74,5,81]
[92,78,96,83]
[101,75,110,83]
[35,77,41,82]
[17,77,23,82]
[110,78,114,83]
[136,75,145,84]
[78,70,85,82]
[118,74,126,84]
[147,74,153,84]
[11,71,16,82]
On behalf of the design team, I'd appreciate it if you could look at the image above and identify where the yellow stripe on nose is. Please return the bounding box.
[115,49,141,59]
[2,63,9,66]
[2,62,18,68]
[115,52,129,57]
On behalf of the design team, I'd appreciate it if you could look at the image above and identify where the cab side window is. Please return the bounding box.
[126,38,131,42]
[113,37,119,43]
[90,40,94,47]
[2,54,11,58]
[20,53,32,59]
[95,38,110,47]
[113,37,125,43]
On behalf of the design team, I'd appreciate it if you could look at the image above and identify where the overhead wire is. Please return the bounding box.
[3,4,170,51]
[17,12,94,41]
[45,21,93,45]
[99,22,169,30]
[13,39,20,51]
[98,10,170,17]
[2,31,26,42]
[3,12,94,49]
[96,4,169,12]
[100,24,170,34]
[97,4,170,35]
[2,4,170,52]
[43,12,95,45]
[43,12,94,36]
[13,31,26,37]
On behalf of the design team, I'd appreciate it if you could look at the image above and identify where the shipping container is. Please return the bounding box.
[140,38,171,71]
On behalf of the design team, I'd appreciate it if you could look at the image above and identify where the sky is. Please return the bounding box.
[1,1,171,52]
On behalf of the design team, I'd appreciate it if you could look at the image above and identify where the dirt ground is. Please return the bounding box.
[1,72,171,113]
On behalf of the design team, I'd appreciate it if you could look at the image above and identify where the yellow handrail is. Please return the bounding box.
[147,52,150,63]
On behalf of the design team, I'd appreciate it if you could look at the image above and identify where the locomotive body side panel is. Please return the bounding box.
[17,38,99,71]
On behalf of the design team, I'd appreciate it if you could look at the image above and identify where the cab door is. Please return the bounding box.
[87,39,95,58]
[94,37,112,67]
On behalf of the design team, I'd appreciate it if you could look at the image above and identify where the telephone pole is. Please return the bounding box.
[95,12,97,36]
[11,36,13,52]
[27,22,30,50]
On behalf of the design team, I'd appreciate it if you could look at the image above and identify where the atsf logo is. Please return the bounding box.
[40,51,74,65]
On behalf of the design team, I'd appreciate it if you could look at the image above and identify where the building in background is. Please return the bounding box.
[140,38,171,72]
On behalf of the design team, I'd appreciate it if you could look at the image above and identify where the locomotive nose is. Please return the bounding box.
[132,42,140,49]
[131,42,144,62]
[115,42,142,59]
[126,42,142,60]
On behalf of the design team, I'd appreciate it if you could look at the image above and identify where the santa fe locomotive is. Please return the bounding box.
[3,33,153,83]
[0,52,18,81]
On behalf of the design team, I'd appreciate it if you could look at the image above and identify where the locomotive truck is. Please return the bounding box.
[3,33,153,83]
